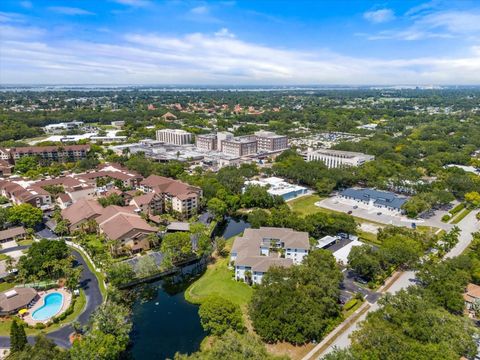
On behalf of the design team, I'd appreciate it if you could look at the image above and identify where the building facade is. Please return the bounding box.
[254,131,289,152]
[195,134,218,151]
[231,227,310,284]
[156,129,192,145]
[221,137,258,157]
[306,149,374,168]
[10,145,91,163]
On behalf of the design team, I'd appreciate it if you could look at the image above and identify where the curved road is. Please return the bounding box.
[0,246,103,348]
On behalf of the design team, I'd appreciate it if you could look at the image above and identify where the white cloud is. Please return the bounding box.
[48,7,95,16]
[2,25,480,85]
[214,28,235,38]
[190,6,209,15]
[364,9,395,24]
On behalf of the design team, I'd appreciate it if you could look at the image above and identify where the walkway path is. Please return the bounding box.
[0,246,103,348]
[303,209,480,360]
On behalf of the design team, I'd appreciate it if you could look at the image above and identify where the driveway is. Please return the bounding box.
[0,246,103,348]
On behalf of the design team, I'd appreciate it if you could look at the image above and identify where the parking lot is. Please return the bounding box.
[316,197,452,231]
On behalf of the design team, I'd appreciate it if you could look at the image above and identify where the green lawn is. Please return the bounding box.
[185,238,253,307]
[450,208,472,224]
[288,194,325,217]
[0,282,16,292]
[17,239,33,246]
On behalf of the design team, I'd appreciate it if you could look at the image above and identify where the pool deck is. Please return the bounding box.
[22,288,72,325]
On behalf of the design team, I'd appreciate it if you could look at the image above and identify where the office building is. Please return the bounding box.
[254,131,289,152]
[306,149,374,168]
[195,134,218,151]
[156,129,192,145]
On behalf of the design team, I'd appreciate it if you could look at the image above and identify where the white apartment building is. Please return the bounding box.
[156,129,192,145]
[306,149,374,168]
[231,227,310,284]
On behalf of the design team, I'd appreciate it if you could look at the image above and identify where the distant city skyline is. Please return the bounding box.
[1,0,480,85]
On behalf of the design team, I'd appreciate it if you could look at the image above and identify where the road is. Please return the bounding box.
[304,209,480,360]
[0,246,103,348]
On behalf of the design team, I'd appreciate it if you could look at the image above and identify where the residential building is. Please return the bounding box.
[221,136,258,157]
[254,131,289,152]
[306,149,374,168]
[130,192,162,215]
[0,149,10,161]
[195,134,218,151]
[56,193,73,209]
[0,227,26,244]
[231,227,310,284]
[464,283,480,316]
[244,177,308,201]
[0,288,38,315]
[139,175,201,217]
[95,205,156,253]
[339,188,407,214]
[10,145,90,163]
[111,121,125,128]
[0,180,52,209]
[156,129,192,145]
[0,160,13,177]
[77,163,143,189]
[61,199,104,231]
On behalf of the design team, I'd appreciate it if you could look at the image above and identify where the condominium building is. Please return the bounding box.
[221,136,258,157]
[306,149,374,168]
[156,129,192,145]
[195,134,218,151]
[9,145,91,163]
[231,227,310,284]
[254,131,289,152]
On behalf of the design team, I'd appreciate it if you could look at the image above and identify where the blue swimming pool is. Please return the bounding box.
[32,292,64,321]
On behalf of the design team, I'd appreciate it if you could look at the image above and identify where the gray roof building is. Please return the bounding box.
[339,188,407,210]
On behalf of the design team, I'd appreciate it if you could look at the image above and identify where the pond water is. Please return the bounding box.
[216,216,251,239]
[130,280,206,360]
[130,217,250,359]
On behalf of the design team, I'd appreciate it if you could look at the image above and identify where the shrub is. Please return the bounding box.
[449,203,465,215]
[34,323,46,329]
[442,214,451,222]
[343,299,358,311]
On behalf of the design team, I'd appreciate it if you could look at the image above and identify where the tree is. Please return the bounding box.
[106,262,135,287]
[54,220,70,236]
[465,191,480,208]
[10,320,27,353]
[14,156,39,174]
[7,204,43,228]
[249,250,342,344]
[8,334,70,360]
[347,245,381,281]
[174,330,283,360]
[136,255,159,278]
[207,198,228,220]
[215,237,226,257]
[315,178,336,196]
[199,297,244,336]
[71,330,123,360]
[380,235,423,269]
[160,232,193,262]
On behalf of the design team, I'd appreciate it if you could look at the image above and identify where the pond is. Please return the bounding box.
[215,216,251,239]
[130,280,206,360]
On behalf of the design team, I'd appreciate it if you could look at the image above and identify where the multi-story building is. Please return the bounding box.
[0,181,52,209]
[221,136,258,157]
[156,129,192,145]
[231,227,310,284]
[139,175,202,217]
[306,149,374,168]
[195,134,218,151]
[43,121,84,134]
[254,131,289,152]
[10,145,91,163]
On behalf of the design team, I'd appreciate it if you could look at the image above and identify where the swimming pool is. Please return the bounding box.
[32,292,64,321]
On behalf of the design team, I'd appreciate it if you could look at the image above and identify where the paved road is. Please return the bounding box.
[0,247,103,348]
[306,210,480,359]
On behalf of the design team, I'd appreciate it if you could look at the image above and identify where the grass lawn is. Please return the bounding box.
[358,230,380,245]
[0,254,10,261]
[0,282,16,292]
[185,238,253,307]
[16,239,33,246]
[451,208,472,224]
[288,194,325,217]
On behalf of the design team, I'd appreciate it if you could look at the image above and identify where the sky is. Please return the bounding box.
[1,0,480,85]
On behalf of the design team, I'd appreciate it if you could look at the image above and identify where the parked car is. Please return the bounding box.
[377,212,382,215]
[348,210,353,214]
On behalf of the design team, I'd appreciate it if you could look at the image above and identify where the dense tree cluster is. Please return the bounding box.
[198,297,245,336]
[249,250,342,344]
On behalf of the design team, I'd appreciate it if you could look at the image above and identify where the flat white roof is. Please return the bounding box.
[316,235,337,248]
[332,239,363,264]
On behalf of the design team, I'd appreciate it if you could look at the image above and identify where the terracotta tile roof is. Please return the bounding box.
[97,206,156,241]
[464,283,480,303]
[58,193,72,203]
[131,192,157,206]
[61,199,104,227]
[141,175,200,198]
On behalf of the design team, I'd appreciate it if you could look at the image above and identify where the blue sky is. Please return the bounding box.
[1,0,480,85]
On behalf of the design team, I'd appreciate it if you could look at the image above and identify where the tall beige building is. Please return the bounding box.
[156,129,192,145]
